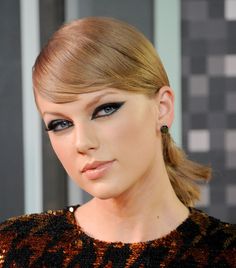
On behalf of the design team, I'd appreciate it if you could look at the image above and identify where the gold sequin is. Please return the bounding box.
[77,240,83,247]
[0,253,5,265]
[69,206,74,213]
[0,206,235,267]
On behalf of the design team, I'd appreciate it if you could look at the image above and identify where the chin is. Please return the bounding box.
[86,184,125,200]
[90,190,120,200]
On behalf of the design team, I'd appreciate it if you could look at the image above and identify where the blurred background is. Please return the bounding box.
[0,0,236,223]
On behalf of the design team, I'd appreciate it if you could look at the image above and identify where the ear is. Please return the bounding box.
[154,86,174,130]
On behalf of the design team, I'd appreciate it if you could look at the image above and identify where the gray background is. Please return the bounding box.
[182,0,236,222]
[0,0,235,223]
[0,0,24,219]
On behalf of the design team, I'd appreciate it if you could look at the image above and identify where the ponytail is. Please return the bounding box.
[162,132,212,206]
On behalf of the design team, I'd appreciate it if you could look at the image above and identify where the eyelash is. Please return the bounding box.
[45,102,125,132]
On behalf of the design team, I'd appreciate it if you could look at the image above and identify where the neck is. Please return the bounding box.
[93,172,177,219]
[76,166,189,243]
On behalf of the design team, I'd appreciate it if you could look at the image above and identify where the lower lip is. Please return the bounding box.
[82,161,114,180]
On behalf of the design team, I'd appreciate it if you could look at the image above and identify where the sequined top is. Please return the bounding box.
[0,206,235,268]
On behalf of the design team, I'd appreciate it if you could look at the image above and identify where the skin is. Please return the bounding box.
[36,86,189,243]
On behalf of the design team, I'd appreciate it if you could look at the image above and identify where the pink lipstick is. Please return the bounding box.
[81,160,114,180]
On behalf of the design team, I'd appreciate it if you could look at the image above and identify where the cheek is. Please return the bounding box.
[102,110,158,160]
[49,136,73,169]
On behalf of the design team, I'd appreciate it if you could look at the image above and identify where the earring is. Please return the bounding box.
[160,125,169,134]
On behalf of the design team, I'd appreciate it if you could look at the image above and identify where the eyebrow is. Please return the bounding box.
[42,90,118,117]
[84,91,118,109]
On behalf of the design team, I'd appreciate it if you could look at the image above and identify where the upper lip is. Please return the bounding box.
[81,160,114,173]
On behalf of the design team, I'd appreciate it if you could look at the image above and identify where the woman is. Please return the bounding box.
[0,17,235,267]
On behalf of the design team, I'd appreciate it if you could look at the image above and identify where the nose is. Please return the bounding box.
[74,122,99,154]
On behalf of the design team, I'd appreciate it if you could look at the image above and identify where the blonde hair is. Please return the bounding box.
[33,17,211,206]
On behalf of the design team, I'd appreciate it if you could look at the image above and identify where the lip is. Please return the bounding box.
[81,160,114,180]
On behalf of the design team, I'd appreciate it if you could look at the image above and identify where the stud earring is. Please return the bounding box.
[160,125,169,134]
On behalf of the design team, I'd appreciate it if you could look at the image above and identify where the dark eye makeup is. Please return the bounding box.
[91,102,125,119]
[45,101,125,132]
[45,119,73,132]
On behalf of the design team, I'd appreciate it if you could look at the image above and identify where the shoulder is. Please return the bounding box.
[189,208,236,249]
[0,208,68,234]
[187,207,236,266]
[0,207,75,258]
[175,208,236,266]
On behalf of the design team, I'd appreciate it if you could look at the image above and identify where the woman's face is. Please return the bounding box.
[36,88,167,199]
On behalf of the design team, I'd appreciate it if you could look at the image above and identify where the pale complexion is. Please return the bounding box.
[36,87,189,243]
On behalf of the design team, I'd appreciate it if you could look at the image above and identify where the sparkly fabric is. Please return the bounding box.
[0,206,235,267]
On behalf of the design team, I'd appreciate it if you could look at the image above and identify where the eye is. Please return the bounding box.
[46,119,73,132]
[92,102,125,119]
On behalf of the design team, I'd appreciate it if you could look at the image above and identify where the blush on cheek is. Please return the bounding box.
[111,117,149,153]
[110,119,136,141]
[114,109,155,141]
